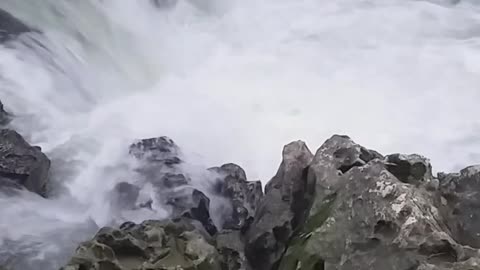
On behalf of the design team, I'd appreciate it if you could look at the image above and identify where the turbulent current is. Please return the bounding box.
[1,0,480,269]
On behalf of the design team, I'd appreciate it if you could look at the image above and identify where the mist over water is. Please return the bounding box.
[1,0,480,269]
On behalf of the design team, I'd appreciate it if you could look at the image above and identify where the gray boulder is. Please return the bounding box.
[439,165,480,249]
[307,135,383,217]
[245,141,313,270]
[0,129,50,196]
[278,136,480,270]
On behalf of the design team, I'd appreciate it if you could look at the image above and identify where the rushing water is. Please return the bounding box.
[1,0,480,269]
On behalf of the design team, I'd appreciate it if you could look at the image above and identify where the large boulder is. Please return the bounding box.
[61,218,221,270]
[0,129,50,196]
[278,136,480,270]
[245,141,313,270]
[0,8,33,43]
[439,165,480,249]
[211,163,263,231]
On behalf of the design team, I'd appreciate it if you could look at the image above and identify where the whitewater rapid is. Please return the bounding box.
[1,0,480,269]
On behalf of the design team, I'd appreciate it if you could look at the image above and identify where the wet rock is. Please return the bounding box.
[166,187,218,236]
[129,137,219,235]
[0,101,11,126]
[129,136,182,169]
[216,230,252,270]
[212,163,263,231]
[0,9,34,43]
[245,140,313,270]
[111,182,141,210]
[61,218,221,270]
[0,129,50,196]
[385,153,433,184]
[439,165,480,249]
[129,137,187,196]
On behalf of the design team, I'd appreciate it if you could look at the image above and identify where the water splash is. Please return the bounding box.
[1,0,480,269]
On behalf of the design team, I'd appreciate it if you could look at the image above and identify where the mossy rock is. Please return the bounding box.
[278,193,337,270]
[61,219,221,270]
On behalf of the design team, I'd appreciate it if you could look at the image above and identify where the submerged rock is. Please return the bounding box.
[0,129,50,196]
[110,182,141,211]
[245,141,313,270]
[0,8,33,43]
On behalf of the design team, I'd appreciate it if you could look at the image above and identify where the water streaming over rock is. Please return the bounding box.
[1,0,480,269]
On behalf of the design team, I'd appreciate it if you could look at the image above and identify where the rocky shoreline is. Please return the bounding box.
[2,111,480,269]
[2,5,480,270]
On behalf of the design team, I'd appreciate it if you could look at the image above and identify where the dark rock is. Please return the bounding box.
[0,101,11,126]
[245,141,313,270]
[385,153,433,184]
[110,182,141,210]
[166,187,218,236]
[439,165,480,249]
[61,218,221,270]
[216,230,252,270]
[212,163,263,231]
[129,136,181,170]
[0,9,33,43]
[129,137,219,234]
[0,129,50,196]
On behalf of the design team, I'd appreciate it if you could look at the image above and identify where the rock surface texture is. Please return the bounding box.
[0,129,50,196]
[61,134,480,270]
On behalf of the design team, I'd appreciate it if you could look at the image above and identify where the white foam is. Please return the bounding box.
[1,0,480,268]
